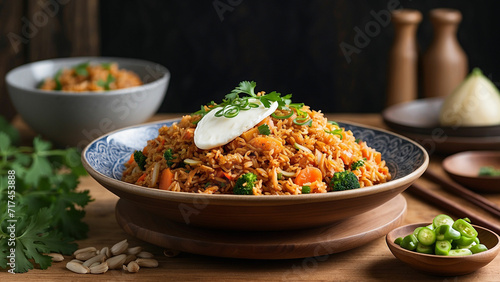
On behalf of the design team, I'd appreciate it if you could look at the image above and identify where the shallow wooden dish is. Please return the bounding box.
[116,194,407,259]
[443,151,500,193]
[386,223,500,276]
[382,98,500,137]
[82,119,428,231]
[382,98,500,154]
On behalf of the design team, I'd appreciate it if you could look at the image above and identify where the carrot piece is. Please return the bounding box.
[222,171,233,181]
[159,168,174,190]
[294,167,323,186]
[127,152,135,164]
[248,136,283,155]
[136,173,147,183]
[257,116,274,128]
[183,128,195,140]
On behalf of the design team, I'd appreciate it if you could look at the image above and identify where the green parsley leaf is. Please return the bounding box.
[258,124,271,135]
[0,117,91,273]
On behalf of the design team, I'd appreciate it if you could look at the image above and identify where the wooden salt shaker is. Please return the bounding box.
[386,9,422,107]
[422,8,468,98]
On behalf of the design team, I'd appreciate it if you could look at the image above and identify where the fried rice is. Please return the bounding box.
[121,104,391,195]
[39,62,142,92]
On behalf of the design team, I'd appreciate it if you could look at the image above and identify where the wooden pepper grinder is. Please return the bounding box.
[386,9,422,107]
[422,8,468,98]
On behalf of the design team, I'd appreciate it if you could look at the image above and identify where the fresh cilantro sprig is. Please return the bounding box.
[74,62,89,76]
[96,73,116,90]
[258,124,271,135]
[192,81,292,120]
[0,116,91,273]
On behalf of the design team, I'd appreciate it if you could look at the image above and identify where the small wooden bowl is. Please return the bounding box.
[386,223,500,276]
[443,151,500,193]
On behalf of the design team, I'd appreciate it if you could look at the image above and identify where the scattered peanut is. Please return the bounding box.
[60,239,162,275]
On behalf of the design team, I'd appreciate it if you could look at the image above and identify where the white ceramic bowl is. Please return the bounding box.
[6,57,170,148]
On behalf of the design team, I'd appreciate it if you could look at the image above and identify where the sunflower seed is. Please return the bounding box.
[127,246,142,255]
[136,251,154,259]
[124,254,136,265]
[136,258,158,268]
[90,262,109,274]
[76,251,97,261]
[83,253,106,268]
[73,247,97,256]
[66,261,90,274]
[46,253,64,262]
[100,247,111,258]
[106,254,127,270]
[111,239,129,256]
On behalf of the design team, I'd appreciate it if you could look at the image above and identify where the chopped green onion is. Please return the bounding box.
[325,128,343,139]
[302,186,311,194]
[293,118,312,126]
[271,109,294,119]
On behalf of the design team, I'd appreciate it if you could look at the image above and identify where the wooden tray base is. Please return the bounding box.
[115,194,406,259]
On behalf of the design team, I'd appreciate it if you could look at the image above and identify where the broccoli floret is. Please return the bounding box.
[350,158,366,170]
[164,148,175,167]
[330,171,360,191]
[134,150,147,170]
[233,172,258,195]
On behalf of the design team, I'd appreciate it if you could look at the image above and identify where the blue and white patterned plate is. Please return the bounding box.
[81,118,428,231]
[84,119,426,182]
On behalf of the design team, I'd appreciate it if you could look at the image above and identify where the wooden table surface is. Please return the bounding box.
[8,113,500,281]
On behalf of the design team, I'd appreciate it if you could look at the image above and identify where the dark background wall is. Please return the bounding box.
[2,0,500,119]
[99,0,500,114]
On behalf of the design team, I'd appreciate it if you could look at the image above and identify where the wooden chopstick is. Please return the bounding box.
[409,182,500,235]
[423,169,500,218]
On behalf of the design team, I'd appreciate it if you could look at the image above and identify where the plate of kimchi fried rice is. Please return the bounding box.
[83,81,428,231]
